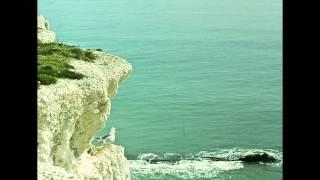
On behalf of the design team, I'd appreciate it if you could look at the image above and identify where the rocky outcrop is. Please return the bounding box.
[38,16,132,180]
[38,145,130,180]
[38,16,56,43]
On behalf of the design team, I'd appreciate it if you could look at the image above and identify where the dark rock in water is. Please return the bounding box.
[200,153,277,163]
[149,159,175,164]
[145,152,277,164]
[239,153,276,163]
[201,157,228,161]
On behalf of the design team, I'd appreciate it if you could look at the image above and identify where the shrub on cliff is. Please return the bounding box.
[38,74,57,85]
[84,51,96,61]
[38,43,97,62]
[37,42,98,85]
[57,69,85,79]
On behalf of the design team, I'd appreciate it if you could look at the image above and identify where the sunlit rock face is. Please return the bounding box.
[37,16,132,180]
[38,16,56,43]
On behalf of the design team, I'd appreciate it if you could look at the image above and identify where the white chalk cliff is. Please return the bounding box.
[38,16,132,180]
[38,15,56,43]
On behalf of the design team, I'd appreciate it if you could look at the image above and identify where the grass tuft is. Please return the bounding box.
[38,42,98,85]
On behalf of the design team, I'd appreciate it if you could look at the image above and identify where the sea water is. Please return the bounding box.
[39,0,282,179]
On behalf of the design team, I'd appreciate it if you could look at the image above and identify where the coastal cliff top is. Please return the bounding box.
[37,16,132,180]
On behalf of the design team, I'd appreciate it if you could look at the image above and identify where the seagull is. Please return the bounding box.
[96,127,117,145]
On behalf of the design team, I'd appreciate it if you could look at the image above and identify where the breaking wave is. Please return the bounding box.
[128,148,282,179]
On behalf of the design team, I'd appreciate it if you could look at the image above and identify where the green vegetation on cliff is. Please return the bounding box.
[38,42,97,85]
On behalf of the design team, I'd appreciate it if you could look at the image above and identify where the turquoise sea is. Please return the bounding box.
[39,0,282,179]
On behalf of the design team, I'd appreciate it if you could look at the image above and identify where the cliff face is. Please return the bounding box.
[38,15,56,43]
[38,17,132,180]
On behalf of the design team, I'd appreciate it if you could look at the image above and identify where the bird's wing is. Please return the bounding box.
[102,134,110,139]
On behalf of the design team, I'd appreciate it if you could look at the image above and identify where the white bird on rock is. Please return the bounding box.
[96,127,117,145]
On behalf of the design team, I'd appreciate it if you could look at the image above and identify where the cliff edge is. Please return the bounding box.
[37,16,132,180]
[38,15,56,43]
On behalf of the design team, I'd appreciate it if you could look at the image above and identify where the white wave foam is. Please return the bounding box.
[130,149,282,179]
[137,153,159,163]
[129,159,244,179]
[197,148,283,161]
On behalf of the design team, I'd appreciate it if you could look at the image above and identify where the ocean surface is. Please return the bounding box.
[38,0,282,179]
